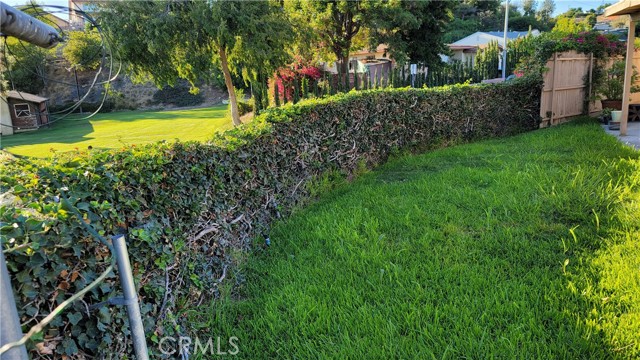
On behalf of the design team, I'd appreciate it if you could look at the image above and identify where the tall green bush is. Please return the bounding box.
[62,30,103,71]
[1,76,542,358]
[475,41,501,80]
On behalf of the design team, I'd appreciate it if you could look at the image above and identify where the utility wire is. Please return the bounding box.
[1,3,121,125]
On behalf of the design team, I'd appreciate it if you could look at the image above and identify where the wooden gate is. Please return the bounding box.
[540,50,640,127]
[540,51,593,127]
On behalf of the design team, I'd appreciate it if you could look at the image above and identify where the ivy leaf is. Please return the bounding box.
[60,338,78,356]
[67,312,83,325]
[76,202,91,211]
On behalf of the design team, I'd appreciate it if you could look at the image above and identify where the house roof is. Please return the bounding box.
[450,30,540,48]
[352,44,389,56]
[484,31,532,39]
[604,0,640,16]
[6,91,48,103]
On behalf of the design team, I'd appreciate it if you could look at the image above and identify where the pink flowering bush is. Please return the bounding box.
[562,32,626,58]
[271,56,323,102]
[514,31,626,77]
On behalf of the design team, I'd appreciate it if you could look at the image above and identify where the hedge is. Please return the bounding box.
[0,76,542,358]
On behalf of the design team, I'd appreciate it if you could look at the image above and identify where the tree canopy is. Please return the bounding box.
[371,0,455,65]
[99,0,292,125]
[286,0,453,72]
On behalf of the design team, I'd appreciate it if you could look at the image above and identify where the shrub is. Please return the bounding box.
[516,31,625,76]
[62,30,103,71]
[1,38,50,94]
[270,57,323,104]
[152,83,204,107]
[1,76,542,358]
[596,60,640,101]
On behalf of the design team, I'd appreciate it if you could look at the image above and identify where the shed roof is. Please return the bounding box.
[5,91,48,103]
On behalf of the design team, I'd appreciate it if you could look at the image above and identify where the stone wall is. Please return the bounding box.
[39,59,227,110]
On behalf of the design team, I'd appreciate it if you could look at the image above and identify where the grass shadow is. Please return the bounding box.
[1,105,229,157]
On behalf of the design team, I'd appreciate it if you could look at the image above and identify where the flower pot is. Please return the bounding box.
[609,110,622,130]
[601,99,623,111]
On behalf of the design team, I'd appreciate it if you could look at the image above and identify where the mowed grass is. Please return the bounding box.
[0,105,230,157]
[191,119,640,359]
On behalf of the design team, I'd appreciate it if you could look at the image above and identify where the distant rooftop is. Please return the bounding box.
[484,31,533,39]
[450,30,540,48]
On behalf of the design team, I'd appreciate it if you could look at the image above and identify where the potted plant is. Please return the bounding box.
[597,60,640,110]
[600,107,612,124]
[610,109,622,130]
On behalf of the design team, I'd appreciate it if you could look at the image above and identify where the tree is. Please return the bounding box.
[1,37,50,94]
[552,16,585,33]
[538,0,555,23]
[443,18,479,44]
[62,30,103,71]
[99,0,292,126]
[551,8,597,34]
[371,0,455,65]
[287,0,453,72]
[596,3,612,15]
[509,16,539,31]
[522,0,537,17]
[286,0,377,76]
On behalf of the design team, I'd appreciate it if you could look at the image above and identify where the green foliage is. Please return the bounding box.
[285,0,452,70]
[1,37,50,94]
[98,0,293,125]
[474,40,501,79]
[596,60,640,101]
[227,88,253,118]
[442,18,478,44]
[62,30,103,71]
[522,0,537,17]
[552,15,591,34]
[509,15,541,31]
[369,0,455,66]
[202,120,640,359]
[152,83,204,107]
[285,0,377,74]
[515,31,626,76]
[538,0,555,23]
[507,34,536,75]
[1,78,542,357]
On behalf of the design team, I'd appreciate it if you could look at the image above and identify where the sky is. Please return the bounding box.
[0,0,621,19]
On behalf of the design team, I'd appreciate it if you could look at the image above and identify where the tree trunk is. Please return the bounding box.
[337,54,350,79]
[219,47,241,126]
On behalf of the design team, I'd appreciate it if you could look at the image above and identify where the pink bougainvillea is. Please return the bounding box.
[271,56,323,102]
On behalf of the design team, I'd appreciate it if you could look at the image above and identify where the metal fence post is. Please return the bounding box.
[0,251,29,360]
[112,235,149,360]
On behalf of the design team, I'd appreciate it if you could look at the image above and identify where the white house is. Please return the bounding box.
[448,30,540,65]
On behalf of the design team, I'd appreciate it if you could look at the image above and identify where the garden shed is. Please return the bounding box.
[2,90,50,135]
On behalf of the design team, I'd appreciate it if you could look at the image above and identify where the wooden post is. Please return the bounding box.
[588,53,594,115]
[549,53,558,126]
[621,14,637,136]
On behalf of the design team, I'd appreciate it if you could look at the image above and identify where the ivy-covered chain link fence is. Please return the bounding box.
[0,171,149,360]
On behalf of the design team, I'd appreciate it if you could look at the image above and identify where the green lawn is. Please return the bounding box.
[193,119,640,359]
[0,106,230,157]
